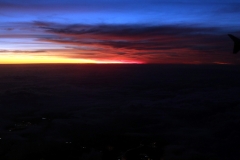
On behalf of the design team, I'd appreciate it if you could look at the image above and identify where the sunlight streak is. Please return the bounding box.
[0,55,143,64]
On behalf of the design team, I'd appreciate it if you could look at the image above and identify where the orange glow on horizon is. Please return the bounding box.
[0,55,144,64]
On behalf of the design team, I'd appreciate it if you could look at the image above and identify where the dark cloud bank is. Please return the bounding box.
[33,21,240,63]
[38,22,227,52]
[0,64,240,160]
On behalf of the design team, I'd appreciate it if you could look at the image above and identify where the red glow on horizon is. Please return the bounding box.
[94,59,145,64]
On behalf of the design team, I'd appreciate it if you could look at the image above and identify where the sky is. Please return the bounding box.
[0,0,240,64]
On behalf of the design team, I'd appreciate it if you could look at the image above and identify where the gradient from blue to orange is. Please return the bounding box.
[0,0,240,64]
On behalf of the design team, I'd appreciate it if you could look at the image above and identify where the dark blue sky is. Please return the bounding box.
[0,0,240,64]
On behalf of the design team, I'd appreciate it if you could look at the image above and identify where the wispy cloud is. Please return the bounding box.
[31,21,238,63]
[0,50,47,53]
[0,20,239,64]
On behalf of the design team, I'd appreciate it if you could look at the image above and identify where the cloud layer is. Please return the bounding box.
[31,22,239,64]
[0,64,240,159]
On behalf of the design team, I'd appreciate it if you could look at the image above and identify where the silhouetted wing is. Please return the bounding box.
[228,34,240,54]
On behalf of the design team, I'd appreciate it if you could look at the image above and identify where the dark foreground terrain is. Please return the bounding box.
[0,64,239,160]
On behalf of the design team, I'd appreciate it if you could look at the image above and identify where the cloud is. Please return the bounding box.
[0,50,47,53]
[1,20,238,64]
[33,21,238,63]
[42,23,219,38]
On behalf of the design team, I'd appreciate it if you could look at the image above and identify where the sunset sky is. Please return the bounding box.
[1,0,240,64]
